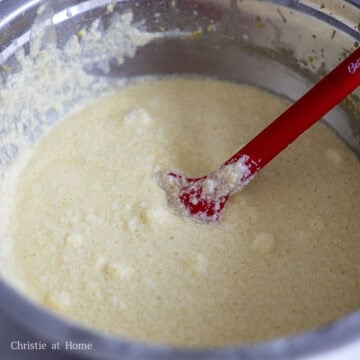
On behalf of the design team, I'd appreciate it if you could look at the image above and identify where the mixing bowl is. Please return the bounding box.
[0,0,359,359]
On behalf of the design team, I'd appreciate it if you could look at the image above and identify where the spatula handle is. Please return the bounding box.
[226,47,360,177]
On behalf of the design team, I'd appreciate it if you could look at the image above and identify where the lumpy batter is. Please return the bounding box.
[10,77,360,347]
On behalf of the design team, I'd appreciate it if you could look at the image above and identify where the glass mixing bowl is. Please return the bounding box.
[0,0,359,359]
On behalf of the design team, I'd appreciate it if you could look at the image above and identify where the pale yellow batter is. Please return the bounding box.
[9,77,360,347]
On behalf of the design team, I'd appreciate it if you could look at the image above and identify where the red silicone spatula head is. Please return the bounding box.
[158,47,360,223]
[157,155,256,222]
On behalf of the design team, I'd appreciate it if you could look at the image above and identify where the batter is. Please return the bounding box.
[9,77,360,347]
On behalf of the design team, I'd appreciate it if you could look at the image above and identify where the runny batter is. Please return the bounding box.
[10,77,360,347]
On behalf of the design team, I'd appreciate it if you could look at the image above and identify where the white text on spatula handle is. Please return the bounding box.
[348,58,360,74]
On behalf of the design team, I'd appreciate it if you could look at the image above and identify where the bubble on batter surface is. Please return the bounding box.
[252,233,275,255]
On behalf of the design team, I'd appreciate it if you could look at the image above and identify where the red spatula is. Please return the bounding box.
[157,47,360,223]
